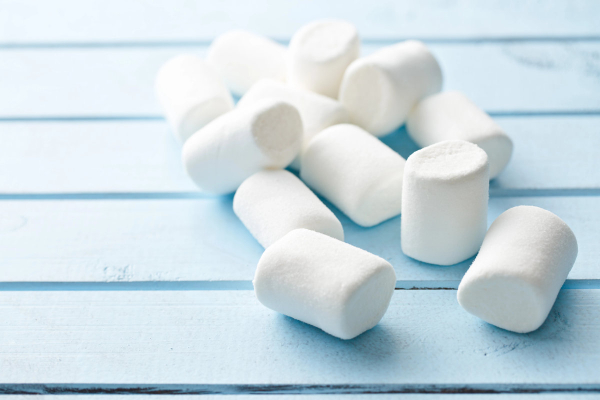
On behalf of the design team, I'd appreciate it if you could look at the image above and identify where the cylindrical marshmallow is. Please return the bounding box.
[288,19,360,98]
[300,124,405,227]
[238,79,349,169]
[182,99,302,195]
[233,169,344,248]
[401,140,489,265]
[406,91,513,179]
[207,30,287,96]
[254,228,396,340]
[155,54,234,143]
[457,206,578,333]
[339,40,442,137]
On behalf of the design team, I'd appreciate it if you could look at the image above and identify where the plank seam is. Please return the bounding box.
[1,383,599,395]
[1,189,599,200]
[0,280,597,291]
[3,35,600,49]
[1,111,600,122]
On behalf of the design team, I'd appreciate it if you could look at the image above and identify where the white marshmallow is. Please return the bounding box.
[401,140,489,265]
[288,19,360,98]
[458,206,578,333]
[407,91,513,179]
[182,99,302,195]
[254,229,396,340]
[339,40,442,137]
[301,124,405,227]
[238,79,349,169]
[207,30,287,96]
[155,54,234,143]
[233,169,344,248]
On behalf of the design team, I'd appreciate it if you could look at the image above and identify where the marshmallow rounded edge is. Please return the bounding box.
[406,91,513,179]
[182,99,303,195]
[339,40,442,137]
[155,54,234,143]
[238,79,349,169]
[401,140,489,265]
[207,30,287,96]
[457,206,578,333]
[300,124,405,227]
[233,169,343,248]
[288,19,360,98]
[254,229,396,340]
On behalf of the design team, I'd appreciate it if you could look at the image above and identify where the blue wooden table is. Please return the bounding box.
[0,1,599,397]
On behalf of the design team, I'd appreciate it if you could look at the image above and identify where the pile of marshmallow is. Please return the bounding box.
[155,20,578,340]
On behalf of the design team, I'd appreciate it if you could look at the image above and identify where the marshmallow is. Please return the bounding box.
[339,40,442,137]
[407,91,513,179]
[155,54,234,143]
[301,124,405,227]
[401,140,489,265]
[238,80,349,169]
[182,99,302,195]
[207,30,287,96]
[288,19,360,98]
[254,229,396,340]
[458,206,578,333]
[233,169,344,248]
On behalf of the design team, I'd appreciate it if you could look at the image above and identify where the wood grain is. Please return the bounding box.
[0,121,195,194]
[1,0,599,44]
[0,196,597,284]
[1,43,599,118]
[0,290,598,391]
[0,116,598,195]
[0,0,598,395]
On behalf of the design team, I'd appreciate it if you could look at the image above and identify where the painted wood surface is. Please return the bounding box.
[0,121,196,194]
[0,117,598,194]
[0,196,597,284]
[1,0,599,44]
[1,42,600,119]
[0,290,598,392]
[1,0,599,394]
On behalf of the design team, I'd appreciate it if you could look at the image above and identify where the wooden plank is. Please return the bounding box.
[1,0,599,44]
[0,290,598,391]
[0,196,597,284]
[489,116,600,192]
[0,116,598,194]
[432,42,600,113]
[1,43,599,118]
[0,198,259,283]
[0,121,196,194]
